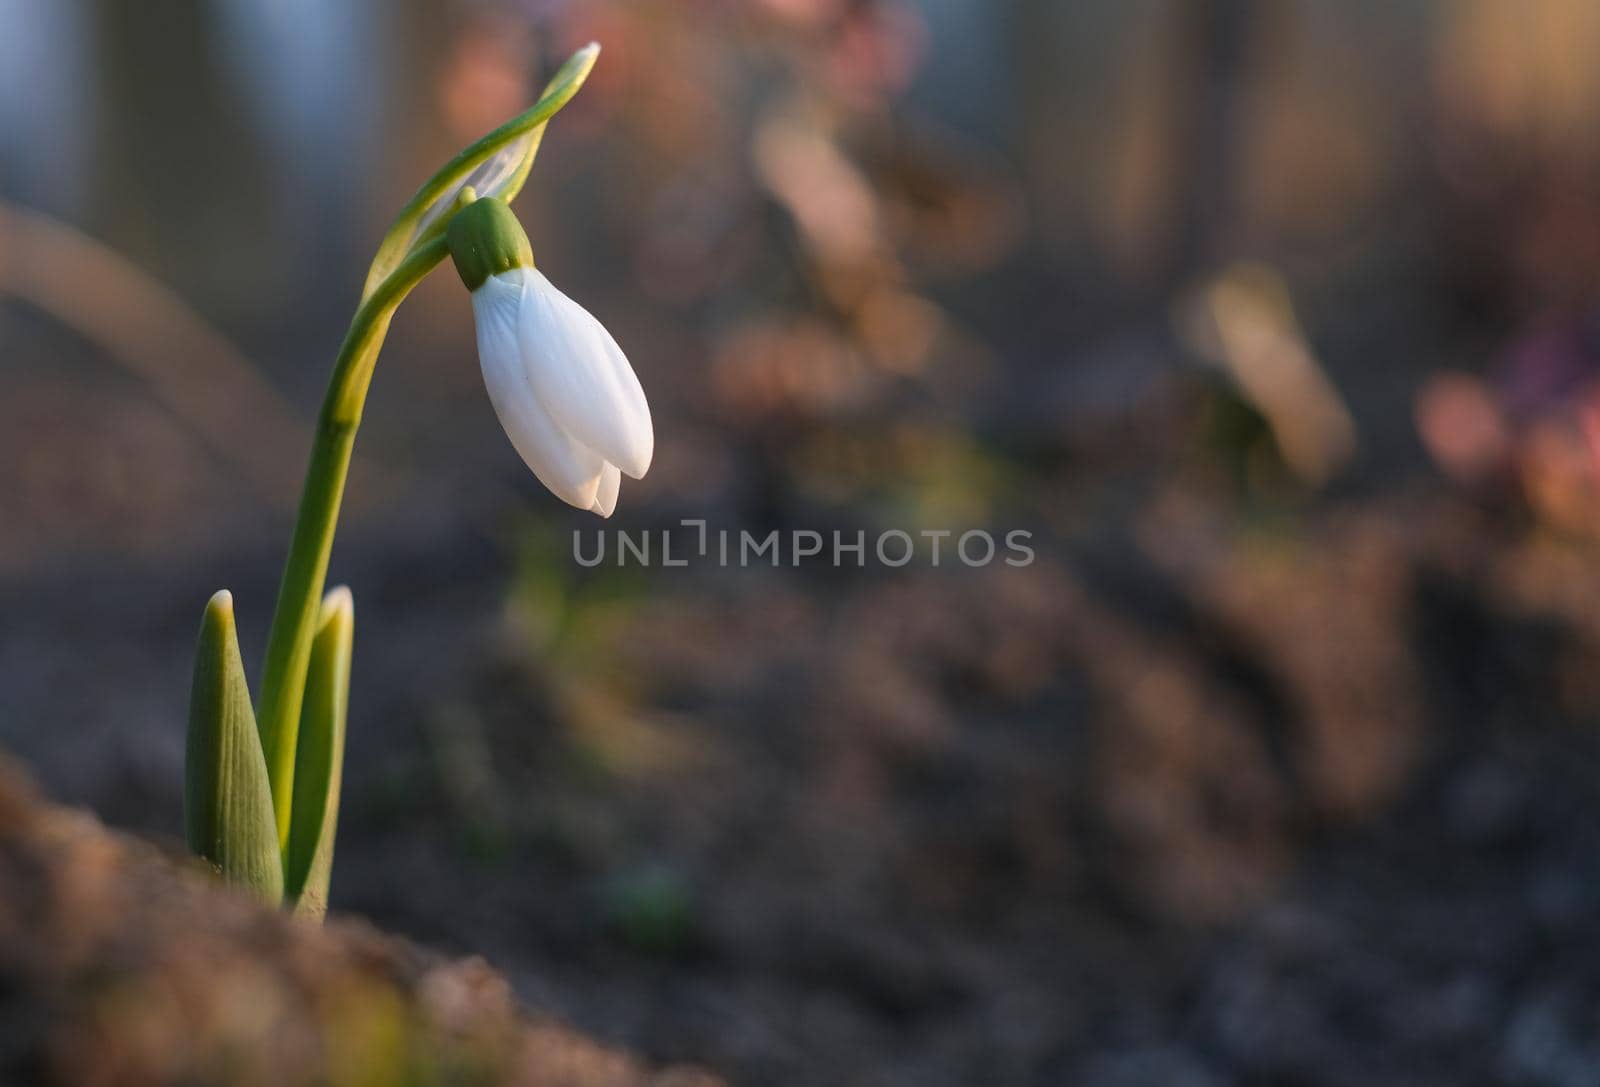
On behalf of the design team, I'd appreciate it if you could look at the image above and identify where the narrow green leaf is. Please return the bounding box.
[285,586,354,918]
[185,590,283,903]
[362,42,600,299]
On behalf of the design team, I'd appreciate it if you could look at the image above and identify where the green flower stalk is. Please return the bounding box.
[183,43,649,912]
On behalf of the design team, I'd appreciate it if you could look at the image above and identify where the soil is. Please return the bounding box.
[6,471,1600,1086]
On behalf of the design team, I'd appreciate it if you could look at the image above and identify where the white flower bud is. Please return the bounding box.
[468,266,652,516]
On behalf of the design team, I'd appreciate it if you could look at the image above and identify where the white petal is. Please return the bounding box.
[589,463,621,518]
[519,270,654,479]
[473,272,604,509]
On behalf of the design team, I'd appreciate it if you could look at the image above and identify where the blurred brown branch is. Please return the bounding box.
[0,202,307,509]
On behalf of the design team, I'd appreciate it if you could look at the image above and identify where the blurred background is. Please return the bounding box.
[8,1,1600,1083]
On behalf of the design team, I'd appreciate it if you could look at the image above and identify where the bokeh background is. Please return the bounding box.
[8,1,1600,1083]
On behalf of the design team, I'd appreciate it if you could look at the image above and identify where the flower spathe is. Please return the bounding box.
[451,195,651,516]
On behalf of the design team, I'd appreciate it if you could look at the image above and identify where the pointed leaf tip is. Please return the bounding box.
[322,584,353,618]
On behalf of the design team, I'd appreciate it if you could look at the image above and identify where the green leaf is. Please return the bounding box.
[362,42,600,299]
[285,587,354,918]
[185,590,283,904]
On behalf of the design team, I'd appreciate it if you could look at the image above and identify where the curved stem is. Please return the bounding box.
[255,235,449,848]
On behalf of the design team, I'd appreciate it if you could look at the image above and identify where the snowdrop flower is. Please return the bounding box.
[188,44,611,913]
[447,195,652,516]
